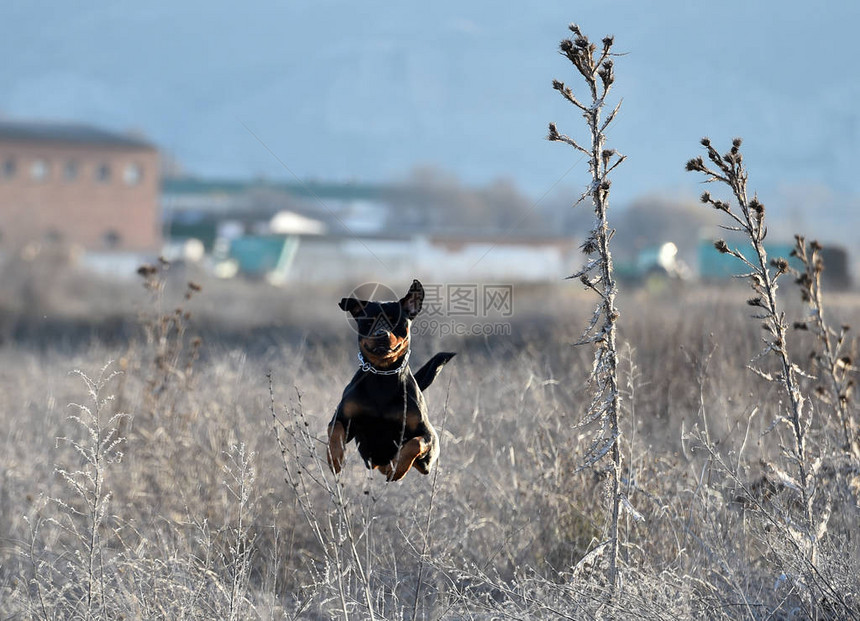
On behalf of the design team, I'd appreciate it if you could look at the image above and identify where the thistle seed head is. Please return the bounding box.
[685,157,706,172]
[771,257,789,275]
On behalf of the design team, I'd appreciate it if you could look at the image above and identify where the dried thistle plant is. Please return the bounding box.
[548,23,627,590]
[687,138,826,577]
[792,236,859,458]
[136,258,203,420]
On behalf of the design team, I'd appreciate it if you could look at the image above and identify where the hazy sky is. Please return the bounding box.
[2,1,859,217]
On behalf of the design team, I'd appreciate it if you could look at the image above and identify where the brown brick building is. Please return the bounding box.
[0,120,160,252]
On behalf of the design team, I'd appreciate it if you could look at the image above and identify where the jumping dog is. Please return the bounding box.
[327,280,455,481]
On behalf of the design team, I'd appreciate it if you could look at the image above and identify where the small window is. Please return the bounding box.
[63,160,79,181]
[31,158,48,182]
[103,230,122,248]
[1,158,15,179]
[95,163,111,183]
[123,162,143,186]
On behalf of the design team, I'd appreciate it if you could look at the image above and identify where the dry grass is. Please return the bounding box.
[0,268,857,619]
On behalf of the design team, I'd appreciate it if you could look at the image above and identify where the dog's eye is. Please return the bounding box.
[355,319,375,335]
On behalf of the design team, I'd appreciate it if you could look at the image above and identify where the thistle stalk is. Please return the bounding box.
[792,236,859,457]
[687,139,820,570]
[549,23,626,590]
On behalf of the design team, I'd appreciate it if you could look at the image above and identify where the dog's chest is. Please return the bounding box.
[349,390,424,422]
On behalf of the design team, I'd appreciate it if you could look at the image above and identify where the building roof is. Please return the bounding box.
[0,120,155,149]
[162,177,386,201]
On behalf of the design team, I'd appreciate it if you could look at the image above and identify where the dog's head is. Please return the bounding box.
[339,280,424,370]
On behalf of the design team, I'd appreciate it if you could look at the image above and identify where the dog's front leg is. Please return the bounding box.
[327,421,347,473]
[385,437,427,481]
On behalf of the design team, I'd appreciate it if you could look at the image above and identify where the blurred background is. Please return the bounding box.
[1,0,858,334]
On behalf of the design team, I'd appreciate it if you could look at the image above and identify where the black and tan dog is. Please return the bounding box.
[327,280,455,481]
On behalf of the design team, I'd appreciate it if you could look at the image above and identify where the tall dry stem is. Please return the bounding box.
[792,235,859,458]
[687,138,825,581]
[548,23,626,590]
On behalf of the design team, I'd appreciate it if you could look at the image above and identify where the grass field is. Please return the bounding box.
[0,257,857,619]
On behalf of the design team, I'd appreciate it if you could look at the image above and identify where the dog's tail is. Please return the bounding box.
[414,352,456,391]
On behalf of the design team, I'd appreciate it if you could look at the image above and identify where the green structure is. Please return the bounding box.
[698,239,851,288]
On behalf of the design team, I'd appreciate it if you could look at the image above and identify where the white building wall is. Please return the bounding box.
[285,236,572,285]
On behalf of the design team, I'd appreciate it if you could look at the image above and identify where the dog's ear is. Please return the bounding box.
[399,280,424,319]
[339,297,368,317]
